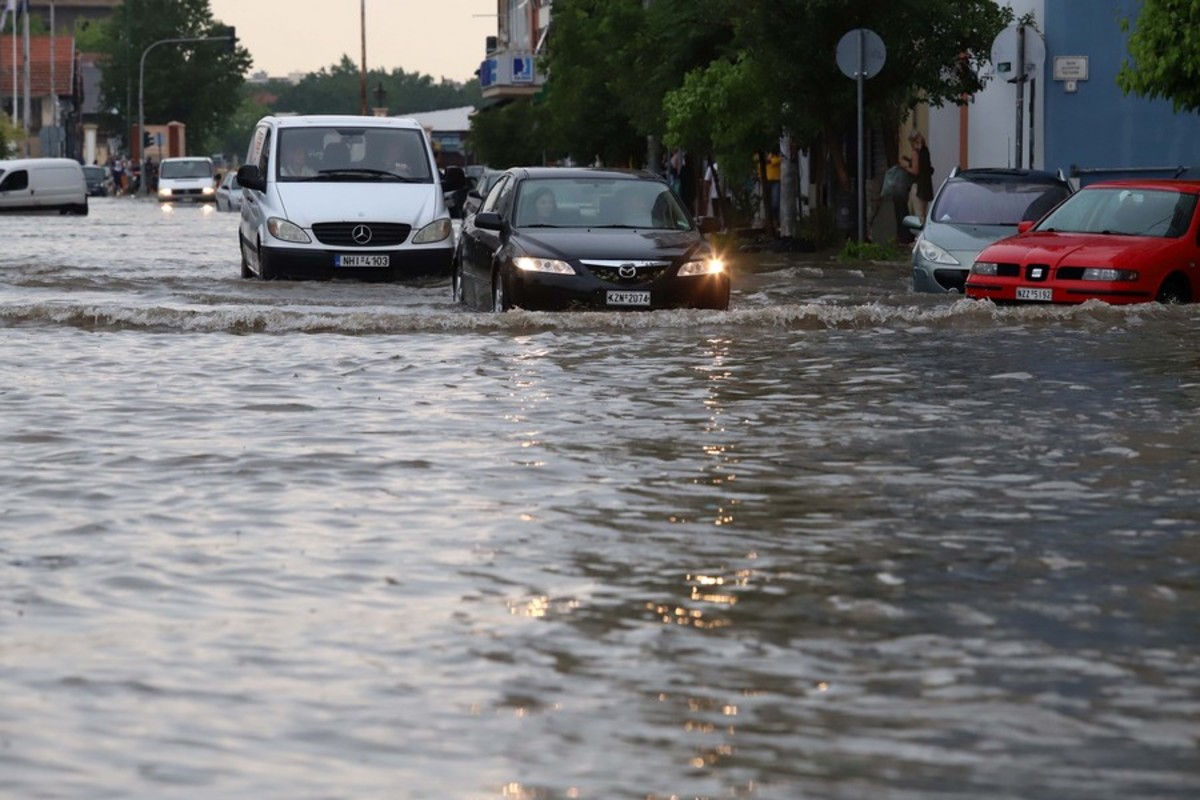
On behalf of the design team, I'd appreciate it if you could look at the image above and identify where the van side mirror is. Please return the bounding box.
[237,164,265,191]
[442,165,466,192]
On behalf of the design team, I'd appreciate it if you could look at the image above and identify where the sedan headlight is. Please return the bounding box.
[412,218,453,244]
[971,261,999,276]
[678,258,725,276]
[1081,268,1138,282]
[266,217,311,244]
[916,237,960,265]
[514,257,574,274]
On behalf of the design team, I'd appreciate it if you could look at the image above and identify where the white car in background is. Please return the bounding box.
[156,156,216,203]
[215,170,242,212]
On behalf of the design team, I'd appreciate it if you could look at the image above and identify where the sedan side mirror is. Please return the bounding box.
[1017,220,1035,234]
[237,164,265,191]
[902,214,923,231]
[473,211,504,231]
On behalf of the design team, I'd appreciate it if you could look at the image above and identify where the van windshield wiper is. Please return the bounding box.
[314,168,424,182]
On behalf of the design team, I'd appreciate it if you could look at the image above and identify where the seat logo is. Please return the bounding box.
[352,224,373,245]
[618,263,638,279]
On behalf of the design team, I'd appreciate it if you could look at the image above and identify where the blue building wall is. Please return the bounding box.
[1044,0,1200,185]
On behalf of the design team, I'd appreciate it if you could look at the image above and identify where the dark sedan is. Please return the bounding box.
[454,167,729,311]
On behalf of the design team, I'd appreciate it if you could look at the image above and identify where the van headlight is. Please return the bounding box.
[266,217,311,244]
[201,185,215,196]
[412,218,452,244]
[157,187,172,199]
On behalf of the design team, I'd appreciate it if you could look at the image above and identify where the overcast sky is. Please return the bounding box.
[208,0,497,82]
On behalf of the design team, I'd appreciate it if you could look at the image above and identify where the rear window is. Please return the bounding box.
[930,178,1071,226]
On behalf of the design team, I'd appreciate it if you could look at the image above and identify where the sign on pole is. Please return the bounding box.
[836,28,886,243]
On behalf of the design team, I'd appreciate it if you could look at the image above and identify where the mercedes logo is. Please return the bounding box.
[351,224,373,245]
[618,263,638,279]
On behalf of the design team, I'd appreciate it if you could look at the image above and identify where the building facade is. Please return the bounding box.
[478,0,550,101]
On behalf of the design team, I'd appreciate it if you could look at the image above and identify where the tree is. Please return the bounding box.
[94,0,251,154]
[1116,0,1200,113]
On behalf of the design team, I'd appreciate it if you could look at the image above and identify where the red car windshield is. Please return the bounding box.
[1036,187,1198,238]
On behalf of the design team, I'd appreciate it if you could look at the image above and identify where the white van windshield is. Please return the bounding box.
[160,160,213,179]
[276,127,434,183]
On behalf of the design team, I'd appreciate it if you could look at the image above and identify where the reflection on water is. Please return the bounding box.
[1,201,1199,798]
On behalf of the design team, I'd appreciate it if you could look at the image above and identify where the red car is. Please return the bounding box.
[965,179,1200,305]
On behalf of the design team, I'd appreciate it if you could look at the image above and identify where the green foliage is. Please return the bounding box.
[467,98,549,168]
[838,239,909,263]
[259,56,481,116]
[1117,0,1200,113]
[0,111,23,157]
[94,0,252,154]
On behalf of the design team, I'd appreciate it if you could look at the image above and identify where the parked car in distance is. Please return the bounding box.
[0,158,88,215]
[236,114,465,281]
[965,179,1200,305]
[215,170,241,212]
[82,164,114,197]
[156,157,216,203]
[461,168,503,219]
[907,168,1072,293]
[454,166,729,311]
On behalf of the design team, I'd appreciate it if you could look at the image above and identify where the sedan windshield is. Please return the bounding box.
[1036,187,1198,238]
[515,178,692,230]
[930,179,1070,226]
[276,127,433,182]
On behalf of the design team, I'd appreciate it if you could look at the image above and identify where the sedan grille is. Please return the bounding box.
[581,260,672,284]
[312,222,412,247]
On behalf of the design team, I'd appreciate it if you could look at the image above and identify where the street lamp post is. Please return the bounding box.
[138,33,233,195]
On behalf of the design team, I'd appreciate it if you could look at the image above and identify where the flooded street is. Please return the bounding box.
[2,198,1198,799]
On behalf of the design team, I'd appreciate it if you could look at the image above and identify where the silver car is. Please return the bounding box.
[215,170,242,212]
[907,168,1072,293]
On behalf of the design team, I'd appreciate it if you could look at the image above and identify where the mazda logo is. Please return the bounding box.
[352,224,373,245]
[618,263,638,279]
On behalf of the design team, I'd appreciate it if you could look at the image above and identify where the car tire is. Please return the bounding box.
[1156,274,1190,304]
[240,243,253,279]
[451,258,464,304]
[492,269,509,312]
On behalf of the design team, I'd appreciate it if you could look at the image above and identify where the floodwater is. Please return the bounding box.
[2,198,1198,800]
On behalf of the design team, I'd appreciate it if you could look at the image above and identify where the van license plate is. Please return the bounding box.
[1016,286,1052,302]
[606,290,651,307]
[336,255,390,267]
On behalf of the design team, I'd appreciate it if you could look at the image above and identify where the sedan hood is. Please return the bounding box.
[981,231,1179,266]
[921,221,1016,265]
[515,228,709,261]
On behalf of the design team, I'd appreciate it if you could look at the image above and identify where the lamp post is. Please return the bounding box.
[372,81,387,116]
[359,0,368,115]
[138,33,233,195]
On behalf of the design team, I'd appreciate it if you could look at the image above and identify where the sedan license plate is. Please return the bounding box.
[1016,286,1052,302]
[606,290,651,307]
[335,254,390,268]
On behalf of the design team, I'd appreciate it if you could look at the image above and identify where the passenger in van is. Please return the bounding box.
[372,135,425,179]
[280,140,316,177]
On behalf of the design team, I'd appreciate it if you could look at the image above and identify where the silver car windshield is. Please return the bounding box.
[276,127,434,183]
[930,179,1070,226]
[1036,187,1198,238]
[515,178,692,230]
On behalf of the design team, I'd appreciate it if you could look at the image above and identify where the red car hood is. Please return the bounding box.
[981,231,1179,266]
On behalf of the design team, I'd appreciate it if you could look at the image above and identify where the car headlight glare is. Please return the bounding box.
[972,261,999,276]
[266,217,311,244]
[916,237,961,266]
[413,218,453,244]
[1081,268,1138,282]
[202,186,215,196]
[678,258,725,276]
[514,256,574,274]
[157,188,172,198]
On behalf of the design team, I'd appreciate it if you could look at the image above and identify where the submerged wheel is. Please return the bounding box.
[240,238,253,279]
[258,244,279,281]
[1156,274,1190,304]
[492,269,509,312]
[451,255,464,304]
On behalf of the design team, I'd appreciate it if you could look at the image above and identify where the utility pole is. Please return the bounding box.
[359,0,367,115]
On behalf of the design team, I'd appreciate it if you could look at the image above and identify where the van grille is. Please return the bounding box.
[312,222,412,247]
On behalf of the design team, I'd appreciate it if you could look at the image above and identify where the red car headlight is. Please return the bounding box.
[1081,268,1138,282]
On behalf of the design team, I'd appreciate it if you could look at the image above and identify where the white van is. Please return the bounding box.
[235,115,464,281]
[156,156,216,203]
[0,158,88,215]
